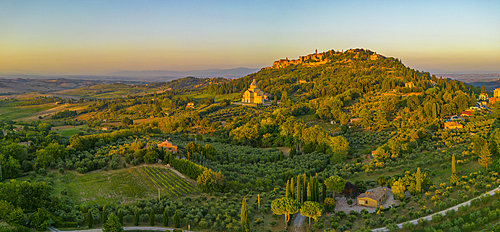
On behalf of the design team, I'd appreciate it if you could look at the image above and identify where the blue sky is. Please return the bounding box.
[0,0,499,74]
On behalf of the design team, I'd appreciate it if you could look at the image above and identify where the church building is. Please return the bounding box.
[242,79,268,103]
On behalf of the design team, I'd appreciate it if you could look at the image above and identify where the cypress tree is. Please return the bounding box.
[118,209,123,225]
[163,208,169,226]
[302,174,307,202]
[312,176,316,202]
[290,177,295,199]
[173,210,180,228]
[415,167,422,193]
[315,174,320,202]
[322,176,327,203]
[133,209,139,226]
[296,175,301,202]
[102,206,108,225]
[452,154,456,174]
[149,210,155,226]
[286,180,290,198]
[87,209,93,228]
[241,198,249,232]
[307,182,312,201]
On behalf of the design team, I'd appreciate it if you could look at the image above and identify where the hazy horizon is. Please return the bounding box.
[1,0,499,75]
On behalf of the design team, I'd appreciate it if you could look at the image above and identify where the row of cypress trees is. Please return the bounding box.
[285,173,327,203]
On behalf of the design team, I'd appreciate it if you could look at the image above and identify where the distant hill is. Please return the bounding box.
[108,67,260,79]
[437,73,500,91]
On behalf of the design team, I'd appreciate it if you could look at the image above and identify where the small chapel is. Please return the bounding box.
[242,79,268,104]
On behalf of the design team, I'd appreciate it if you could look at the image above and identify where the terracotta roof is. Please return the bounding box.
[158,140,177,148]
[357,187,388,201]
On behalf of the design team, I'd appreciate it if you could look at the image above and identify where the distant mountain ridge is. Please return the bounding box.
[108,67,260,78]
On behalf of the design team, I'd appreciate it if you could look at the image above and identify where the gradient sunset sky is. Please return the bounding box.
[1,0,499,75]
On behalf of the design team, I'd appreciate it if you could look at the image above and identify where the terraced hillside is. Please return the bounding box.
[140,166,199,197]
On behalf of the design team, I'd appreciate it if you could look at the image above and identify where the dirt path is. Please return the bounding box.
[290,212,306,232]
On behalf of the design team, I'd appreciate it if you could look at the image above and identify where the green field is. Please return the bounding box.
[0,104,55,121]
[52,167,157,205]
[52,125,88,137]
[215,93,240,102]
[58,85,156,99]
[177,92,240,103]
[140,166,198,197]
[297,113,340,132]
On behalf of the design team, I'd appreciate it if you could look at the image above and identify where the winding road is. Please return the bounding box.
[371,187,500,232]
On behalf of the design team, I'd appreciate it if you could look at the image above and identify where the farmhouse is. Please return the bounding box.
[357,187,389,207]
[186,102,195,108]
[102,127,113,131]
[444,121,463,130]
[157,140,177,154]
[242,79,268,104]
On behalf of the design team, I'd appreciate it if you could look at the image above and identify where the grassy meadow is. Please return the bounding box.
[0,104,56,121]
[51,167,158,205]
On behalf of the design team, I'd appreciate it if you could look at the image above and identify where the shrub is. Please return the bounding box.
[323,198,336,213]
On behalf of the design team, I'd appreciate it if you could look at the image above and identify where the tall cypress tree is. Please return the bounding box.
[163,208,169,226]
[102,206,108,225]
[307,182,312,201]
[241,198,249,232]
[290,177,295,199]
[173,210,180,228]
[312,176,316,202]
[87,209,93,228]
[296,176,301,202]
[302,174,307,202]
[315,174,320,202]
[149,210,155,226]
[286,180,290,198]
[322,175,327,203]
[118,209,123,225]
[133,209,139,226]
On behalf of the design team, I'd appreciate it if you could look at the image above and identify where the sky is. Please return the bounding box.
[0,0,499,75]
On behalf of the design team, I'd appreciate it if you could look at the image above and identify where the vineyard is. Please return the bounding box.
[140,166,199,197]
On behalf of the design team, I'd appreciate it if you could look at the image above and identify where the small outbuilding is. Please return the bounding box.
[357,187,389,207]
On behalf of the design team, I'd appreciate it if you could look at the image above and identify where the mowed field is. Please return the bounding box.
[178,92,240,103]
[0,104,56,121]
[56,84,157,99]
[297,113,339,132]
[51,125,87,137]
[37,165,200,205]
[52,167,158,205]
